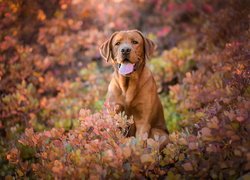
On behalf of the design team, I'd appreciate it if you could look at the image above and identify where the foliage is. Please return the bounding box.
[1,0,249,178]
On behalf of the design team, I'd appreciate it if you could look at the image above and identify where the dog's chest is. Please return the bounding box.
[121,91,134,107]
[120,81,138,107]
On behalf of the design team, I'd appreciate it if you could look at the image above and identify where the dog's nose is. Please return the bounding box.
[121,47,131,55]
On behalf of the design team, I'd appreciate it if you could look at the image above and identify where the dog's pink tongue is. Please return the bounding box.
[119,63,134,75]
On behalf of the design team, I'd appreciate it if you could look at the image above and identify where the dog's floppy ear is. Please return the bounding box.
[99,32,117,62]
[144,36,156,61]
[133,30,156,60]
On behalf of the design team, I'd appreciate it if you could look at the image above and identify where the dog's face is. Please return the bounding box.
[112,31,144,65]
[100,30,155,76]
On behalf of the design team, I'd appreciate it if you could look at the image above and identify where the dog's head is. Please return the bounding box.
[99,30,156,76]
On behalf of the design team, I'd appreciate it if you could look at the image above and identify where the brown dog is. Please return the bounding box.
[100,30,168,147]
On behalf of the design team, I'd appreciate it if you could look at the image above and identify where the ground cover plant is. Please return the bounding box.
[1,0,249,178]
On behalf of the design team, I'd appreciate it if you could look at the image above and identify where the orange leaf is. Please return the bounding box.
[140,154,155,164]
[182,162,193,171]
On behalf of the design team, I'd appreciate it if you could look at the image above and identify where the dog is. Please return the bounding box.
[100,30,169,148]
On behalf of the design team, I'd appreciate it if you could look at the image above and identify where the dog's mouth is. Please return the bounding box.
[118,61,135,76]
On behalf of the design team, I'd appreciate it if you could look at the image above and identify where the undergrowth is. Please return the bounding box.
[1,0,249,178]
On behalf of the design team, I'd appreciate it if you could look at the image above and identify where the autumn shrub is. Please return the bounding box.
[162,1,250,178]
[0,0,111,135]
[165,41,250,178]
[1,0,250,179]
[0,0,110,176]
[149,47,195,132]
[7,109,163,179]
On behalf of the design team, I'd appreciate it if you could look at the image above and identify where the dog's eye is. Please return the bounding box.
[115,42,120,46]
[132,40,138,44]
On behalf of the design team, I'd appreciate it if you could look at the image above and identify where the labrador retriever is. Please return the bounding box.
[100,30,169,148]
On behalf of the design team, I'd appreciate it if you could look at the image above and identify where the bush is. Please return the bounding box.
[1,0,249,178]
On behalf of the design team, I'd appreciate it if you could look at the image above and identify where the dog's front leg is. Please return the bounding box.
[106,98,124,114]
[135,121,151,139]
[106,81,125,114]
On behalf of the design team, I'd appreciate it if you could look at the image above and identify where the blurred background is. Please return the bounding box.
[0,0,249,178]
